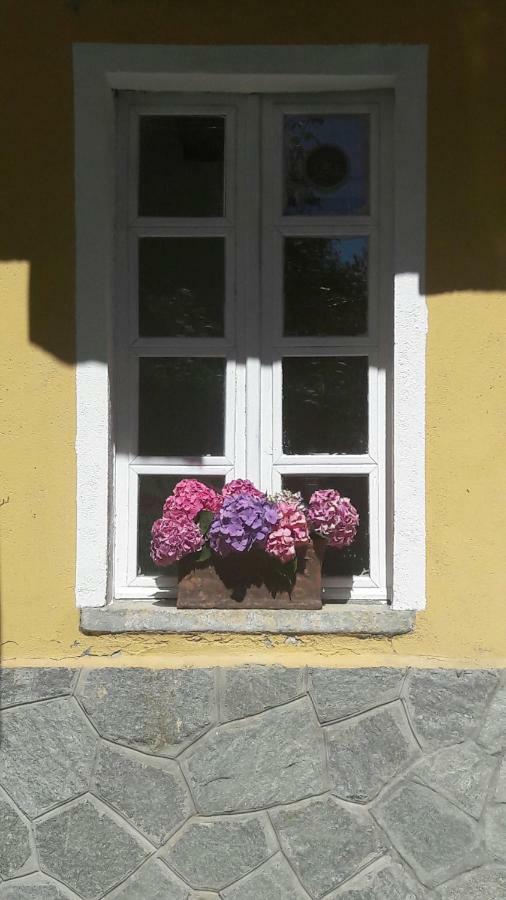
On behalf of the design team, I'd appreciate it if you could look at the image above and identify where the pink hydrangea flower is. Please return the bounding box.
[163,479,221,520]
[307,489,359,548]
[265,500,310,563]
[150,516,204,567]
[265,526,297,563]
[222,479,266,498]
[328,495,360,548]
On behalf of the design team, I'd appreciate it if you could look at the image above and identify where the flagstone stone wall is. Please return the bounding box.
[1,666,505,899]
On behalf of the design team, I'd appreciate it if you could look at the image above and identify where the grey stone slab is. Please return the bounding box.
[271,795,385,899]
[221,853,309,900]
[189,895,220,899]
[35,796,149,900]
[182,697,327,814]
[309,667,405,723]
[220,666,304,721]
[81,602,415,635]
[438,865,506,899]
[326,702,418,802]
[479,681,506,752]
[77,668,216,756]
[93,742,192,846]
[0,697,97,817]
[328,856,428,898]
[0,795,34,880]
[373,780,485,887]
[0,875,75,899]
[108,859,188,900]
[485,805,506,861]
[410,741,496,817]
[495,757,506,801]
[0,668,77,709]
[405,669,498,748]
[162,813,276,890]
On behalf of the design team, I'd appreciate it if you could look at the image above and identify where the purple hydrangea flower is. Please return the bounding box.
[208,493,279,556]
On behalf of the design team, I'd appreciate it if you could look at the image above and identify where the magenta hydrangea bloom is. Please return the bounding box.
[222,479,265,499]
[328,496,360,548]
[150,516,204,567]
[163,479,222,521]
[209,493,279,556]
[266,501,310,563]
[307,489,359,548]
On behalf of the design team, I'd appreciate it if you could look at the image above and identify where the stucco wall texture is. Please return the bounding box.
[0,1,505,668]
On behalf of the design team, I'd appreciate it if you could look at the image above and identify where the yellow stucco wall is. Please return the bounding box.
[1,0,505,668]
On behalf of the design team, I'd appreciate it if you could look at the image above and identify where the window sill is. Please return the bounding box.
[80,601,415,635]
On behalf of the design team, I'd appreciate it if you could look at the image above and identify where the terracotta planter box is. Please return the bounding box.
[177,538,325,610]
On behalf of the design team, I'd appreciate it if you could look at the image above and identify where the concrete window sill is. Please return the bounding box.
[80,601,415,635]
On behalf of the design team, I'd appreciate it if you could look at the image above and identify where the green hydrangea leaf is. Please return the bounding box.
[197,509,215,536]
[191,544,212,563]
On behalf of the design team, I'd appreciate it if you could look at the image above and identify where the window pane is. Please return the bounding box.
[138,116,225,217]
[282,357,368,454]
[139,237,225,337]
[284,236,368,336]
[138,358,225,457]
[284,114,369,216]
[283,474,369,577]
[138,474,224,576]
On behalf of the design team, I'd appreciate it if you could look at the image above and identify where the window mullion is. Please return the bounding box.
[236,94,262,484]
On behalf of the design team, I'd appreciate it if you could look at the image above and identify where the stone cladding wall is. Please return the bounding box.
[0,666,505,899]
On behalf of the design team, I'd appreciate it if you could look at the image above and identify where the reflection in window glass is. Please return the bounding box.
[282,357,368,455]
[139,237,225,337]
[283,474,369,577]
[137,474,224,576]
[284,236,368,336]
[138,116,225,217]
[284,114,369,216]
[138,357,225,457]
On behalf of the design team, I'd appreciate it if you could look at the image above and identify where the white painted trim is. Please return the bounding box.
[74,43,427,611]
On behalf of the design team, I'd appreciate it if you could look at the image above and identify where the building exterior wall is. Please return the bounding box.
[1,0,505,668]
[1,6,505,892]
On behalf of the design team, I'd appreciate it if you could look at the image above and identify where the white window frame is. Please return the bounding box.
[73,44,427,612]
[115,90,389,603]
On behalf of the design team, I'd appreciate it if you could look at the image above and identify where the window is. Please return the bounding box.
[74,45,427,614]
[114,91,391,602]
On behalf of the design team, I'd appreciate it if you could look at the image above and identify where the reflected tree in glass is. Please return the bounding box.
[139,237,225,338]
[282,356,368,455]
[138,357,225,457]
[284,236,368,336]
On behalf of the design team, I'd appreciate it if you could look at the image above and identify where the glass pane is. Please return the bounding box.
[283,474,369,577]
[138,474,224,576]
[284,236,368,336]
[138,116,225,217]
[139,237,225,337]
[282,357,368,454]
[138,358,225,457]
[284,114,369,216]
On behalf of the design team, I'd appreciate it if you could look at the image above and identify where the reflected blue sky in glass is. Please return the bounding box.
[284,114,369,215]
[329,236,367,263]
